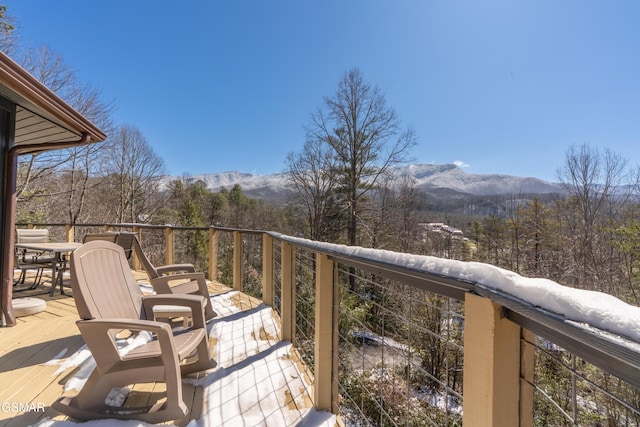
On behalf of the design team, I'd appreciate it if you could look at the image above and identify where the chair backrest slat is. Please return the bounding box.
[16,228,49,244]
[82,232,118,244]
[71,241,144,320]
[131,236,160,279]
[115,232,136,260]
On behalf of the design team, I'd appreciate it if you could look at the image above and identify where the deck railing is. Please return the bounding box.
[18,223,640,426]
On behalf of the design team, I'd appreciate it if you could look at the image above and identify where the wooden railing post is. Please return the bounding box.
[520,328,535,427]
[463,293,521,426]
[314,252,337,413]
[208,228,218,282]
[165,226,174,265]
[233,230,243,291]
[281,241,295,343]
[64,224,74,242]
[132,226,142,272]
[262,234,274,306]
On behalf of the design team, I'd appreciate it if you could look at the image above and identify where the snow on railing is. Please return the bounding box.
[270,233,640,426]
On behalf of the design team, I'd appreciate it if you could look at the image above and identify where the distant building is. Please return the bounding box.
[420,222,465,239]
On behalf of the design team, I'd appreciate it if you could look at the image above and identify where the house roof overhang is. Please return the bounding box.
[0,51,106,150]
[1,51,107,327]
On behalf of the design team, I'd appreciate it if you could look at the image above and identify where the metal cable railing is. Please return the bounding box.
[239,232,263,299]
[294,247,317,370]
[272,233,640,425]
[526,335,640,426]
[272,239,282,318]
[335,264,464,426]
[16,223,640,425]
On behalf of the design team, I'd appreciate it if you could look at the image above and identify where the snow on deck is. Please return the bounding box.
[6,287,334,427]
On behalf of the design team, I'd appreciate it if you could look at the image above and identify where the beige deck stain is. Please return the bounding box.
[259,326,278,341]
[230,291,261,311]
[209,336,218,359]
[284,386,313,411]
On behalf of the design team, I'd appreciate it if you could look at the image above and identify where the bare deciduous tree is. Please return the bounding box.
[11,44,114,224]
[286,137,340,241]
[304,68,416,246]
[557,144,629,291]
[558,144,628,231]
[103,124,166,223]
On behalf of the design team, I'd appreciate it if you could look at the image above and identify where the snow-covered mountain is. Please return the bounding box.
[168,171,293,200]
[166,164,563,201]
[398,164,562,195]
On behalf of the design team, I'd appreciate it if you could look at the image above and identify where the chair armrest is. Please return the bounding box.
[76,318,177,369]
[155,263,197,275]
[149,273,206,294]
[142,294,207,328]
[77,317,171,337]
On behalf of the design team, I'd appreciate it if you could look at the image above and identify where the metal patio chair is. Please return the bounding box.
[13,249,46,289]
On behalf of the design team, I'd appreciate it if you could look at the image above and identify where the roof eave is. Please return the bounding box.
[0,51,107,147]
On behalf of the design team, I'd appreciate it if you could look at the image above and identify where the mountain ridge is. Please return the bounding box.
[166,163,564,200]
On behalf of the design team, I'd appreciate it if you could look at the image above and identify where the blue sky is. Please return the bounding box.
[6,1,640,182]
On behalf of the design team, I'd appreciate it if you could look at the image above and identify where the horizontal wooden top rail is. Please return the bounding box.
[113,224,265,234]
[17,223,266,235]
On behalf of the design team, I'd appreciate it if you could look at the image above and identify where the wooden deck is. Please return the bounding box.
[1,271,331,426]
[0,294,82,426]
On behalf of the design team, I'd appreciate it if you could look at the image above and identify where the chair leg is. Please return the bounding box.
[204,300,216,321]
[13,269,25,286]
[67,369,117,410]
[28,267,44,290]
[195,280,216,320]
[53,363,189,423]
[180,339,216,375]
[36,267,44,287]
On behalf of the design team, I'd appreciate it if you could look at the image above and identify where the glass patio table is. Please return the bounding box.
[14,242,83,296]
